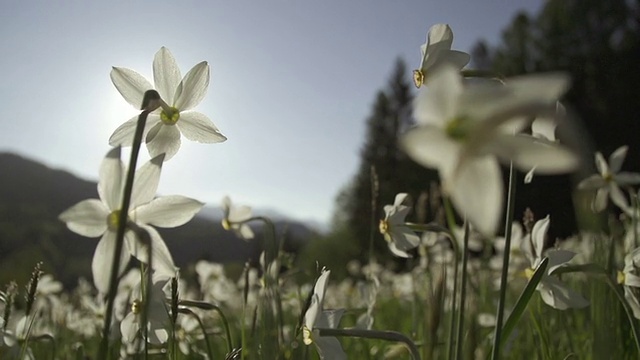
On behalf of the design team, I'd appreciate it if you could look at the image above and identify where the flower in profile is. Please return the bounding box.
[578,146,640,214]
[521,215,589,310]
[379,193,420,258]
[110,47,226,161]
[59,147,204,293]
[303,269,346,360]
[120,274,171,346]
[221,196,254,240]
[617,247,640,319]
[413,24,470,88]
[401,65,579,234]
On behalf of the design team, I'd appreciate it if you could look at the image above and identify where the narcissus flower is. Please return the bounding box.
[120,274,171,346]
[578,146,640,214]
[521,215,588,310]
[110,47,226,161]
[413,24,470,88]
[402,65,579,234]
[303,269,346,360]
[379,193,420,258]
[617,247,640,319]
[221,196,254,240]
[59,147,204,293]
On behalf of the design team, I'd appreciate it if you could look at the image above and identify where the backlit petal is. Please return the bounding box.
[174,61,209,111]
[146,124,182,160]
[134,195,204,228]
[98,147,124,210]
[111,67,154,109]
[92,232,129,294]
[59,199,109,237]
[130,154,164,208]
[153,47,181,105]
[178,112,227,143]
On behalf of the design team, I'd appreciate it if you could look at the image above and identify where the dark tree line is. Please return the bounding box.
[335,0,640,262]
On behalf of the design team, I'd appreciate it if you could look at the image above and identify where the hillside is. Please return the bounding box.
[0,152,316,288]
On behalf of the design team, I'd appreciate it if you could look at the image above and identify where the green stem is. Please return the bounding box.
[98,90,162,359]
[442,196,460,360]
[491,162,517,360]
[179,307,214,360]
[318,328,421,360]
[454,221,470,359]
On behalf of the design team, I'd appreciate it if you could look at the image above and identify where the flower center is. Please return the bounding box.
[107,210,122,231]
[445,116,471,141]
[379,220,389,235]
[302,326,313,345]
[524,268,535,280]
[413,69,425,88]
[160,107,181,125]
[221,219,232,231]
[617,270,625,285]
[603,172,614,183]
[131,299,142,314]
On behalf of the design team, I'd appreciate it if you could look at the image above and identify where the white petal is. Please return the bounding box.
[491,135,579,174]
[609,146,629,174]
[134,195,204,227]
[524,167,536,184]
[624,287,640,319]
[92,232,129,294]
[153,47,182,105]
[120,312,139,343]
[393,193,410,207]
[109,115,161,147]
[315,335,347,360]
[593,188,609,212]
[531,117,557,141]
[400,126,461,174]
[413,65,462,125]
[545,249,575,274]
[390,227,420,250]
[577,175,606,190]
[625,273,640,288]
[59,199,110,237]
[178,112,227,143]
[594,152,609,176]
[130,154,164,208]
[174,61,209,111]
[609,183,631,211]
[126,225,177,277]
[316,309,344,329]
[531,216,550,260]
[111,67,154,109]
[616,172,640,185]
[98,147,124,210]
[420,24,454,71]
[388,242,412,258]
[442,50,470,70]
[538,277,589,310]
[504,72,570,106]
[146,124,182,160]
[448,156,502,235]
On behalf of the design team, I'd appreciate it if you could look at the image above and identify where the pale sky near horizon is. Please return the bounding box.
[0,1,543,226]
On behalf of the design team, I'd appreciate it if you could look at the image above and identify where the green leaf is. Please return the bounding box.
[500,257,549,348]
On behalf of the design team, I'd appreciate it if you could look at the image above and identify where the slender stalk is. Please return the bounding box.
[98,90,164,359]
[442,196,460,360]
[491,162,517,360]
[179,308,214,360]
[318,328,421,360]
[454,221,470,359]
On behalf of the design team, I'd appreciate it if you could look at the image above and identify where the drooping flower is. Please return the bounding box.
[578,146,640,214]
[617,247,640,319]
[379,193,420,257]
[59,147,204,293]
[303,269,346,360]
[110,47,226,161]
[413,24,470,88]
[221,196,254,240]
[401,65,579,234]
[521,215,589,310]
[120,273,171,346]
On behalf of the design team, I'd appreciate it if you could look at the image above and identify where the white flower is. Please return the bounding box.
[413,24,470,88]
[221,196,254,240]
[578,146,640,213]
[379,193,420,257]
[59,147,204,293]
[618,247,640,319]
[303,269,346,360]
[110,47,226,161]
[401,66,579,234]
[120,274,171,346]
[521,216,589,310]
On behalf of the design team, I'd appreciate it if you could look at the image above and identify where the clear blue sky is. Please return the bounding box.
[0,1,543,225]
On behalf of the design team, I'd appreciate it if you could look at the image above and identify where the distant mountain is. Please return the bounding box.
[0,152,318,288]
